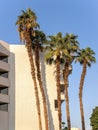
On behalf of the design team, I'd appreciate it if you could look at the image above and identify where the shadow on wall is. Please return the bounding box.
[40,52,55,130]
[8,52,15,130]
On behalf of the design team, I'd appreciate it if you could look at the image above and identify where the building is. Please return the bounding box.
[71,128,80,130]
[0,40,65,130]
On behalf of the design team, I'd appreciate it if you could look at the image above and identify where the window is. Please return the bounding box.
[0,87,8,95]
[60,84,65,94]
[54,100,64,111]
[0,103,8,111]
[0,56,8,63]
[0,72,8,78]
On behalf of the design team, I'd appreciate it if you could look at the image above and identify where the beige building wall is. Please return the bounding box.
[0,41,65,130]
[71,128,80,130]
[9,45,64,130]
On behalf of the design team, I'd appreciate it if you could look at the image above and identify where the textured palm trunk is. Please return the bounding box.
[56,56,62,130]
[63,63,71,130]
[25,31,42,130]
[35,42,49,130]
[79,61,86,130]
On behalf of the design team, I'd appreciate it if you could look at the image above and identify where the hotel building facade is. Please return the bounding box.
[0,40,65,130]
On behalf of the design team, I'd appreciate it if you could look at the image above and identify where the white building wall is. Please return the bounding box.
[71,128,80,130]
[0,41,65,130]
[10,45,38,130]
[9,45,62,130]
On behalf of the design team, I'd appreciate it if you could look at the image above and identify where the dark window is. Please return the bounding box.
[60,84,65,93]
[54,100,64,110]
[0,72,8,78]
[0,87,8,95]
[54,100,58,111]
[0,103,8,111]
[0,56,8,63]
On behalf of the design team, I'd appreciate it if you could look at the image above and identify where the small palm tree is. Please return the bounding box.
[62,33,79,130]
[75,47,96,130]
[45,32,64,130]
[16,8,42,130]
[32,30,49,130]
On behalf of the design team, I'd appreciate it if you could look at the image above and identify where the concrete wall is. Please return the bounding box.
[0,111,9,130]
[0,60,10,71]
[0,40,10,56]
[0,40,9,50]
[0,76,10,87]
[0,40,9,130]
[0,93,9,103]
[8,49,15,130]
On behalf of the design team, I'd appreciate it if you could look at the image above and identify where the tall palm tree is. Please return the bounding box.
[62,33,79,130]
[45,32,64,130]
[32,30,49,130]
[75,47,96,130]
[16,8,42,130]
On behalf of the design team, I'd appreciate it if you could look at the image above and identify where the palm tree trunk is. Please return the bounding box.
[79,62,86,130]
[25,31,42,130]
[63,63,71,130]
[35,42,49,130]
[56,56,62,130]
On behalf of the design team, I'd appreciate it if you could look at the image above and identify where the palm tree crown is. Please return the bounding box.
[16,8,39,43]
[75,47,96,66]
[32,30,46,51]
[45,32,78,64]
[45,32,63,62]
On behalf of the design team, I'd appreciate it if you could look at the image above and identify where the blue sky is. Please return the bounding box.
[0,0,98,130]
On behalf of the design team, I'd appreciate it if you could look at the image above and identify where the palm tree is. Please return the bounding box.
[16,8,42,130]
[45,32,64,130]
[32,30,49,130]
[62,33,79,130]
[75,47,96,130]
